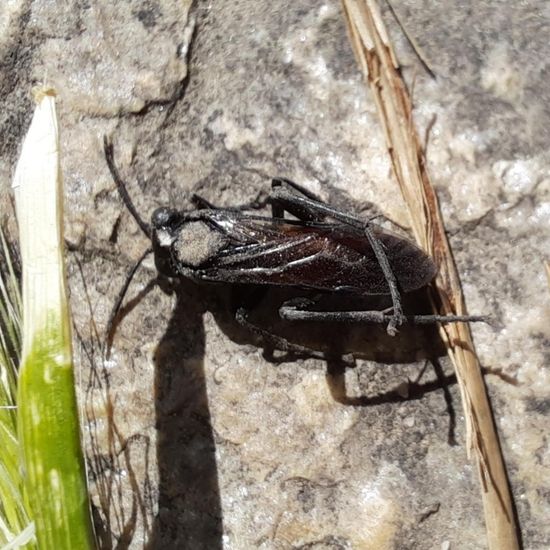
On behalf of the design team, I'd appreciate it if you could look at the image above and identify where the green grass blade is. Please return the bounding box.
[0,229,34,546]
[12,87,96,549]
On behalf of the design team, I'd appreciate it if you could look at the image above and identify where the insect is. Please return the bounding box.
[103,137,485,349]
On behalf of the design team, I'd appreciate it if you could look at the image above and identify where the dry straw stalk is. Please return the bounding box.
[340,1,519,548]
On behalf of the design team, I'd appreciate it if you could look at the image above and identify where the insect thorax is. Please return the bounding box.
[171,220,227,268]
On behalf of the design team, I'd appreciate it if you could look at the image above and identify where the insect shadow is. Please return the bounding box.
[147,277,224,549]
[206,281,458,437]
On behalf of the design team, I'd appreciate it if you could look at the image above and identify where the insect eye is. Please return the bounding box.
[151,207,178,229]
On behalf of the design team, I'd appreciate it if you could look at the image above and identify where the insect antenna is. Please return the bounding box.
[104,247,153,357]
[103,136,152,239]
[103,135,158,356]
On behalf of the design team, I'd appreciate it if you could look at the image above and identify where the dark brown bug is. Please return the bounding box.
[103,137,485,347]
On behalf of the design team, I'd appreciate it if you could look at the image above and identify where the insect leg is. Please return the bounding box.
[103,136,152,239]
[191,194,217,209]
[270,184,365,227]
[105,247,154,357]
[279,303,488,326]
[271,177,326,202]
[270,178,327,221]
[191,192,271,211]
[363,224,404,335]
[235,307,325,359]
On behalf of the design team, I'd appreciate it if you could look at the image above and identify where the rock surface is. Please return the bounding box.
[1,1,548,548]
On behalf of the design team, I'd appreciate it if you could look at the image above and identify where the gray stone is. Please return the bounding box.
[1,0,548,548]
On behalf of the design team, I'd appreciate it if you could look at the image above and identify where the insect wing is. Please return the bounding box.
[192,213,436,295]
